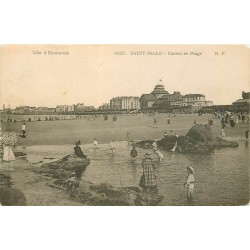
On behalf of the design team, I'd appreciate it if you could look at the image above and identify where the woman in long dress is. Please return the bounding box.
[1,131,17,162]
[3,145,15,161]
[139,153,157,190]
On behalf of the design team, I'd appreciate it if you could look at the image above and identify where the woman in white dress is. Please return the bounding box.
[1,131,17,162]
[3,145,16,161]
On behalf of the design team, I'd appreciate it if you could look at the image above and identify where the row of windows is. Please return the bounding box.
[183,97,205,101]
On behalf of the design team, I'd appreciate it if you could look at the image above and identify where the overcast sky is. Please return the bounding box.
[0,45,249,108]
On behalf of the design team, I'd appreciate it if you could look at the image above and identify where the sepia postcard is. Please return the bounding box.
[0,44,249,206]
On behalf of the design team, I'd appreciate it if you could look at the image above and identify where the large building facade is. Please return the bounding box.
[55,105,74,113]
[232,91,250,108]
[182,94,213,108]
[140,81,169,109]
[140,80,213,112]
[110,96,140,110]
[139,94,158,109]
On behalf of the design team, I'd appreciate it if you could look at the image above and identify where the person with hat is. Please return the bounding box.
[130,145,138,161]
[74,140,87,159]
[164,131,169,138]
[184,166,195,203]
[170,129,175,136]
[139,152,157,190]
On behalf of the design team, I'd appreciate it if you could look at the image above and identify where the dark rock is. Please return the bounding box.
[158,135,178,151]
[136,124,239,154]
[0,173,13,187]
[36,154,90,180]
[0,187,27,206]
[63,179,163,206]
[134,140,154,149]
[186,124,214,143]
[35,155,163,206]
[14,152,27,157]
[215,137,239,148]
[28,145,162,206]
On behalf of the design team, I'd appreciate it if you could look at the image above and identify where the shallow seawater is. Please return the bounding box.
[20,140,249,206]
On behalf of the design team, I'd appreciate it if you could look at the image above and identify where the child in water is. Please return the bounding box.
[130,145,138,161]
[184,166,195,203]
[109,139,115,153]
[221,129,226,137]
[93,138,99,148]
[153,148,163,161]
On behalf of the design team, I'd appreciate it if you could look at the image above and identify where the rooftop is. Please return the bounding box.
[184,94,205,98]
[140,94,158,102]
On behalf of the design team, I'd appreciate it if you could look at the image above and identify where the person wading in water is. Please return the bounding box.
[184,166,195,203]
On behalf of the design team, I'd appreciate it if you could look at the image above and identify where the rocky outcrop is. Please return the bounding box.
[0,187,27,206]
[36,155,163,206]
[0,173,13,187]
[49,178,163,206]
[186,124,214,143]
[135,124,239,154]
[35,154,91,179]
[215,137,239,148]
[157,135,215,154]
[66,179,163,206]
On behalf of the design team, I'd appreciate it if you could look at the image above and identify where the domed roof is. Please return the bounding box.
[151,84,168,95]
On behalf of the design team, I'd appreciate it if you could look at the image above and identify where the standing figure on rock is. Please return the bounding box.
[139,153,157,191]
[184,166,195,203]
[164,131,169,138]
[74,140,87,159]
